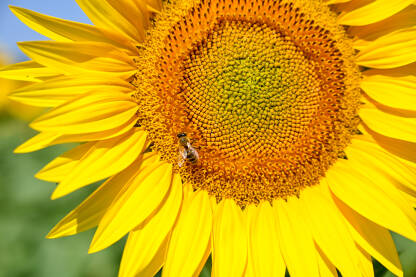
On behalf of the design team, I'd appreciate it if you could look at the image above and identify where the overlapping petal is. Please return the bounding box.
[246,202,285,277]
[75,0,145,43]
[141,0,162,12]
[350,5,416,49]
[0,61,59,82]
[212,199,247,277]
[119,174,183,277]
[18,41,136,77]
[9,74,134,107]
[356,27,416,69]
[30,91,138,134]
[274,198,320,277]
[360,64,416,112]
[46,153,159,238]
[327,161,416,241]
[336,197,403,277]
[362,128,416,164]
[15,116,137,154]
[9,6,137,54]
[36,141,94,183]
[360,105,416,143]
[300,184,363,276]
[51,129,147,199]
[348,138,416,194]
[316,248,338,277]
[163,189,212,277]
[337,0,413,26]
[89,161,172,253]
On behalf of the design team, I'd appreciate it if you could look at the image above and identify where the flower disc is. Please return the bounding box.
[134,0,361,206]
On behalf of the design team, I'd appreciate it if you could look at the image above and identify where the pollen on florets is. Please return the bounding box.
[132,0,361,206]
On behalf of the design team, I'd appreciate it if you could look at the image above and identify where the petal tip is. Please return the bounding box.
[34,171,47,181]
[45,230,58,239]
[88,237,106,254]
[13,146,25,154]
[8,5,19,12]
[87,246,99,254]
[50,187,65,200]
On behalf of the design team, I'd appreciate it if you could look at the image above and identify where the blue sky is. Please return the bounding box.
[0,0,91,61]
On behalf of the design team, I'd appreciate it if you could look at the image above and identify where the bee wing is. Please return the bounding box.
[191,146,199,160]
[186,142,199,161]
[178,145,187,168]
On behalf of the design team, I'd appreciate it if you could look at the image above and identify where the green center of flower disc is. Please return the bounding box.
[182,20,321,159]
[134,0,361,206]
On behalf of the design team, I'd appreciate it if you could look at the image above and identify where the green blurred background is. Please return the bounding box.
[0,1,415,276]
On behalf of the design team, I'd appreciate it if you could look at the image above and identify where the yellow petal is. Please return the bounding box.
[350,5,416,49]
[300,184,363,276]
[89,161,172,253]
[327,161,416,241]
[247,202,285,277]
[361,64,416,111]
[243,205,257,277]
[119,173,182,277]
[0,61,58,82]
[10,74,134,107]
[128,235,169,277]
[9,6,136,53]
[75,0,144,42]
[316,247,338,277]
[356,246,375,277]
[46,154,158,239]
[76,57,136,78]
[212,199,247,277]
[336,196,403,277]
[141,0,162,12]
[106,0,150,36]
[15,117,136,153]
[363,127,416,164]
[163,189,212,277]
[30,91,138,134]
[274,197,320,277]
[18,41,135,76]
[348,138,416,193]
[360,106,416,143]
[52,129,147,199]
[337,0,413,26]
[36,142,94,182]
[402,188,416,208]
[345,141,416,209]
[194,243,212,277]
[15,132,60,153]
[326,0,352,4]
[356,27,416,69]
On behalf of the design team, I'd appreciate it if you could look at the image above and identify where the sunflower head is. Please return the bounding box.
[134,0,361,206]
[2,0,416,277]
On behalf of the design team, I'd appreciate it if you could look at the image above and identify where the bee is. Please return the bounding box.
[177,132,199,167]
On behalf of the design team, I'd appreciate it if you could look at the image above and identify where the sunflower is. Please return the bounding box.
[0,52,43,120]
[0,53,12,110]
[1,0,416,276]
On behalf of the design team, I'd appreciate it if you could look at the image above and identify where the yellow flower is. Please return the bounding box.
[1,0,416,276]
[0,52,43,120]
[0,53,12,109]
